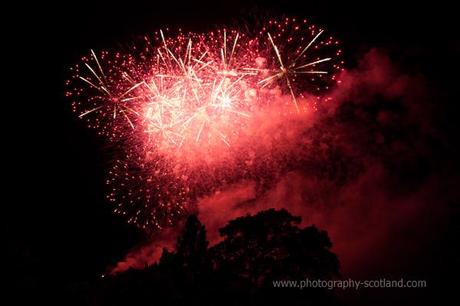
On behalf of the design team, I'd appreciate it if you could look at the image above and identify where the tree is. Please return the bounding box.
[211,209,339,286]
[95,209,340,306]
[175,214,209,269]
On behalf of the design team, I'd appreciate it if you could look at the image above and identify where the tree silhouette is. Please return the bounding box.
[94,209,340,306]
[211,209,339,286]
[175,214,209,269]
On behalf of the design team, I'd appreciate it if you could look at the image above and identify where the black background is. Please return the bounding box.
[9,1,459,305]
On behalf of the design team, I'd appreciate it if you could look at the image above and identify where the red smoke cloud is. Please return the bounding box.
[110,49,455,277]
[198,165,452,277]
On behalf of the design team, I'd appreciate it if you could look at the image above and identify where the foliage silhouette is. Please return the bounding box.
[95,209,340,306]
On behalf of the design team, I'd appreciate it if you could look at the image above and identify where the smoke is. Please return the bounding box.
[109,227,179,274]
[198,165,452,277]
[109,49,456,276]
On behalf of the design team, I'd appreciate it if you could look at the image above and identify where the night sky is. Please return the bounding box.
[10,1,459,305]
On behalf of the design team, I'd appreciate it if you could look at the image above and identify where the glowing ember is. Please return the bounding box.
[65,17,343,231]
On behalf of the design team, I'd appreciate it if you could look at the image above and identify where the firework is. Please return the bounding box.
[66,17,343,230]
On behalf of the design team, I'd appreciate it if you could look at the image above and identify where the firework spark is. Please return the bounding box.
[66,17,343,231]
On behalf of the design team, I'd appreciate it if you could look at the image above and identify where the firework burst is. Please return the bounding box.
[65,17,343,231]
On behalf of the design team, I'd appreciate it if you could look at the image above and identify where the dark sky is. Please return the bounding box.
[9,0,459,304]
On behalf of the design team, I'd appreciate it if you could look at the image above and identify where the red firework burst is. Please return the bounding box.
[65,17,343,231]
